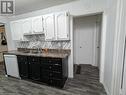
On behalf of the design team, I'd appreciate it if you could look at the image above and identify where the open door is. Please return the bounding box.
[0,24,8,64]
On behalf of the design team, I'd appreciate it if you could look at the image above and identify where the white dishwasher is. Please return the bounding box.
[4,55,20,78]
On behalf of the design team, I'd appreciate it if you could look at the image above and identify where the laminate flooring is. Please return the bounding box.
[0,64,107,95]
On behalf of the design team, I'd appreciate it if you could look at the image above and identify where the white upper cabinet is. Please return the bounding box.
[32,16,43,33]
[22,18,32,34]
[10,12,70,41]
[43,12,70,41]
[43,14,55,41]
[55,12,69,40]
[10,20,23,41]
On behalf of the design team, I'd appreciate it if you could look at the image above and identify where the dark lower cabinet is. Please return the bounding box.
[40,57,68,88]
[17,55,68,88]
[28,57,40,81]
[17,56,28,78]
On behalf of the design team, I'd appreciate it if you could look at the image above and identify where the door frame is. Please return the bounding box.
[93,17,102,67]
[72,12,107,83]
[0,20,15,50]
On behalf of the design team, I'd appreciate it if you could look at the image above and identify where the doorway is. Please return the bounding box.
[0,23,8,74]
[73,14,102,75]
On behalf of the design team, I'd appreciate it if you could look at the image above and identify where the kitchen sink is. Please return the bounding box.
[31,51,41,54]
[19,50,42,54]
[22,51,30,53]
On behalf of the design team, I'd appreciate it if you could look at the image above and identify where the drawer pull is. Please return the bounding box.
[54,64,59,66]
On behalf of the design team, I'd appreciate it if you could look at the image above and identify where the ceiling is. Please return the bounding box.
[15,0,76,15]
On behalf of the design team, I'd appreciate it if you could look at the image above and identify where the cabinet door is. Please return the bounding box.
[17,56,28,78]
[28,57,40,81]
[40,69,50,84]
[55,12,69,40]
[32,16,43,33]
[10,20,23,40]
[19,61,28,78]
[29,62,41,81]
[43,14,55,40]
[22,18,32,34]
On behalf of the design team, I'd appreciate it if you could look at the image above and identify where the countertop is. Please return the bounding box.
[3,50,70,58]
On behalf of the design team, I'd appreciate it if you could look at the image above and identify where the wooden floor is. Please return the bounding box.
[0,64,107,95]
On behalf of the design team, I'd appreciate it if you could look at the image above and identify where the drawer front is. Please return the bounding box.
[50,72,63,79]
[17,56,27,62]
[49,79,64,88]
[41,64,51,70]
[51,65,62,72]
[51,58,62,66]
[40,57,48,64]
[41,64,62,72]
[28,57,39,62]
[47,58,62,66]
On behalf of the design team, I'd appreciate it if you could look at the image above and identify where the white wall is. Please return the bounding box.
[109,0,126,95]
[102,0,120,95]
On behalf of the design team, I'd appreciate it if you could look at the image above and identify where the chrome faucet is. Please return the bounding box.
[31,41,42,53]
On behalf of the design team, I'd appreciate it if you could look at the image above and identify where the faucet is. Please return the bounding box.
[37,47,41,53]
[31,41,42,53]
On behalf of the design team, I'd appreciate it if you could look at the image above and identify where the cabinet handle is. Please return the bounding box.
[54,64,59,66]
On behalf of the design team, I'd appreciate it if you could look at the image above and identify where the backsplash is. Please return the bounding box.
[15,34,71,49]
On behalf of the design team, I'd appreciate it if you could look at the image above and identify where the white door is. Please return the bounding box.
[74,16,101,66]
[32,16,43,33]
[10,20,23,40]
[55,12,69,40]
[43,14,55,41]
[22,18,32,34]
